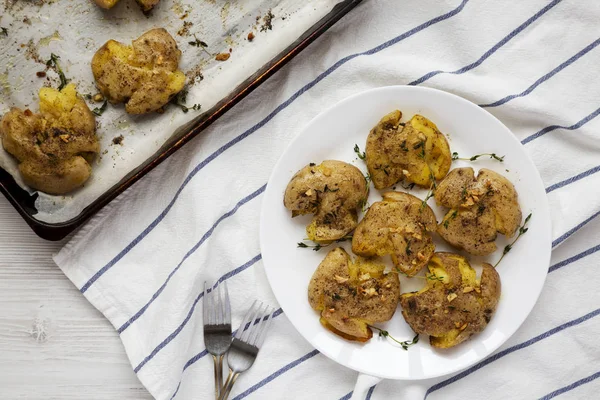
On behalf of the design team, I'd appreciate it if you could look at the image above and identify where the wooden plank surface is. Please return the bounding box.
[0,196,151,399]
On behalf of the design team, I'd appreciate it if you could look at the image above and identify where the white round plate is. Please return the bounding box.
[260,86,551,380]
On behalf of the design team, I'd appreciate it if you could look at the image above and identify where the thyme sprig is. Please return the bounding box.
[370,326,419,350]
[188,35,213,57]
[452,152,505,163]
[170,88,201,113]
[92,100,108,116]
[354,144,366,160]
[297,236,353,251]
[494,213,532,267]
[45,53,69,90]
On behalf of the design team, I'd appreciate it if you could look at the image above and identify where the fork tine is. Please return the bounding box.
[240,301,262,342]
[223,281,231,324]
[216,281,224,324]
[203,281,209,325]
[234,300,258,339]
[254,309,275,347]
[247,303,268,345]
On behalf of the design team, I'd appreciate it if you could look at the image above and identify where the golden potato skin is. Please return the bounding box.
[284,160,368,242]
[93,0,160,13]
[365,110,452,190]
[308,248,401,342]
[0,84,99,195]
[352,191,437,276]
[435,168,522,255]
[92,28,186,114]
[400,253,501,349]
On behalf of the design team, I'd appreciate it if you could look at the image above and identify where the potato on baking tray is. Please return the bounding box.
[0,84,99,195]
[92,28,186,115]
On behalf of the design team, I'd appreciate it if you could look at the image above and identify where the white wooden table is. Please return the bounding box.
[0,196,151,399]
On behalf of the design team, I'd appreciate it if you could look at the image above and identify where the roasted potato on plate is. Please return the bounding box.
[400,252,501,349]
[352,191,437,276]
[0,84,99,195]
[365,110,452,190]
[308,248,401,342]
[284,160,368,242]
[92,28,186,114]
[436,167,522,255]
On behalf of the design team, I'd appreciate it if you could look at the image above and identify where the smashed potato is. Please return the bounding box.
[0,84,99,195]
[352,192,437,276]
[92,28,186,114]
[435,168,522,255]
[400,252,501,349]
[308,248,401,342]
[284,160,368,242]
[93,0,160,13]
[365,110,452,190]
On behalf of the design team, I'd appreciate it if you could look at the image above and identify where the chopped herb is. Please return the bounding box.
[0,27,8,37]
[426,274,444,282]
[309,162,316,167]
[170,88,201,113]
[364,173,372,184]
[297,236,353,251]
[189,35,213,56]
[461,309,471,313]
[370,326,419,350]
[401,182,416,190]
[477,203,486,216]
[494,213,532,267]
[447,305,456,310]
[260,10,275,32]
[354,144,366,160]
[92,100,108,116]
[323,185,339,193]
[45,53,69,90]
[332,293,342,301]
[461,186,468,201]
[413,141,424,150]
[443,210,458,228]
[453,152,505,163]
[405,240,412,256]
[400,140,409,152]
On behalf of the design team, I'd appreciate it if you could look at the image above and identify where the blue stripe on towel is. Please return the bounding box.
[79,0,470,293]
[409,0,563,86]
[539,370,600,400]
[553,209,600,248]
[480,38,600,108]
[118,185,265,333]
[521,107,600,145]
[546,164,600,193]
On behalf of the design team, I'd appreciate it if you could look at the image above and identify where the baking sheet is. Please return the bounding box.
[0,0,342,223]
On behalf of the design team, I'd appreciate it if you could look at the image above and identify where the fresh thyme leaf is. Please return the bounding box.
[370,326,419,350]
[426,274,444,282]
[477,203,486,216]
[45,53,69,90]
[453,152,505,163]
[443,210,458,229]
[312,244,322,252]
[400,140,409,152]
[297,242,309,248]
[0,27,8,37]
[189,35,213,56]
[332,293,342,301]
[92,100,108,116]
[494,212,532,267]
[354,144,366,160]
[170,88,201,113]
[309,163,316,167]
[405,240,412,256]
[364,173,372,184]
[413,141,424,150]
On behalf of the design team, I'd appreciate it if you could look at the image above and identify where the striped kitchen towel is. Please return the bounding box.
[54,0,600,399]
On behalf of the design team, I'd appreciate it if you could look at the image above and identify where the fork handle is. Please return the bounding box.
[217,369,240,400]
[212,355,224,399]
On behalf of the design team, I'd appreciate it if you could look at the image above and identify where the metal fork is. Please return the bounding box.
[217,300,274,400]
[203,281,232,400]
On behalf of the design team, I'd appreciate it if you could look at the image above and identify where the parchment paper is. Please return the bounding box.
[0,0,342,223]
